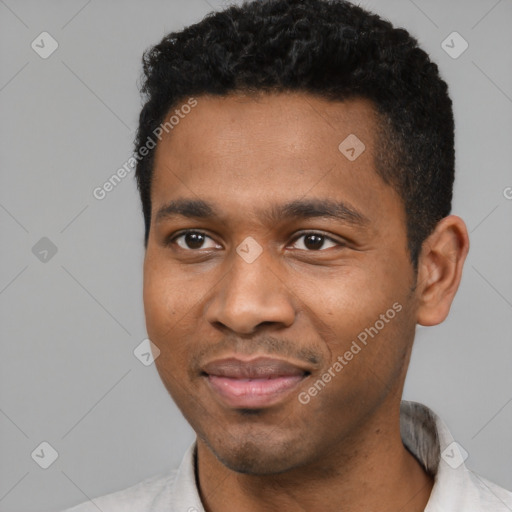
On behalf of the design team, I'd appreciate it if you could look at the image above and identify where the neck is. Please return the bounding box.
[196,403,434,512]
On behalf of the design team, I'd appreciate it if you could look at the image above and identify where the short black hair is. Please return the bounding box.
[134,0,455,266]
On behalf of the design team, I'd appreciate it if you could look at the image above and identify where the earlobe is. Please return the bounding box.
[416,215,470,326]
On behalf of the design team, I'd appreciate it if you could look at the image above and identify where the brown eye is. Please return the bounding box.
[303,234,325,250]
[172,231,220,250]
[290,232,340,251]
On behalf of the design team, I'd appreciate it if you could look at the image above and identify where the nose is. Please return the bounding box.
[205,248,296,335]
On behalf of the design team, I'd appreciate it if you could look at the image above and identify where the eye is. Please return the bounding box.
[289,232,342,251]
[170,230,220,250]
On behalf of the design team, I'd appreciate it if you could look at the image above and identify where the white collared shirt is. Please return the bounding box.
[61,401,512,511]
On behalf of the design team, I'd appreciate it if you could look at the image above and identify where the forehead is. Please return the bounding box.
[150,92,400,226]
[153,92,377,169]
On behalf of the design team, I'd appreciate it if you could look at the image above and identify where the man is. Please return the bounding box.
[63,0,512,510]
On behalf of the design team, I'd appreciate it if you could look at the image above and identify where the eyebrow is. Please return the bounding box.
[154,198,370,227]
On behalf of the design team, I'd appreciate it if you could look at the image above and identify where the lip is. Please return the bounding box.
[202,356,310,408]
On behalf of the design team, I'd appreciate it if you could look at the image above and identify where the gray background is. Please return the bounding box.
[0,0,511,510]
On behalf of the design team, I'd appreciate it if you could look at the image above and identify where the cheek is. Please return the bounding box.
[144,276,195,402]
[302,266,411,373]
[143,257,197,338]
[143,259,209,378]
[299,267,394,330]
[143,277,174,342]
[299,308,412,432]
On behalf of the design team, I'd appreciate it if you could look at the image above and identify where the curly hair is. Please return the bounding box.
[134,0,455,266]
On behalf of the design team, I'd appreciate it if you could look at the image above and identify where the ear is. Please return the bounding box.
[416,215,470,326]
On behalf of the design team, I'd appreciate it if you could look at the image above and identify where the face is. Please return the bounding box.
[143,92,419,475]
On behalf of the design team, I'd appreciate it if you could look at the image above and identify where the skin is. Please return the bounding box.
[143,92,469,512]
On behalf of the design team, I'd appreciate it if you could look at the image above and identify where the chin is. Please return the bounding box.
[202,429,308,476]
[215,445,299,475]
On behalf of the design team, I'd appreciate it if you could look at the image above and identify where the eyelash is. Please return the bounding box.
[166,230,345,251]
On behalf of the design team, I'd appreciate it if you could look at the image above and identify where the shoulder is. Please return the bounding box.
[400,401,512,511]
[60,470,178,512]
[464,471,512,511]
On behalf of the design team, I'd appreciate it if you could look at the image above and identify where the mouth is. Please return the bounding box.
[202,356,311,409]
